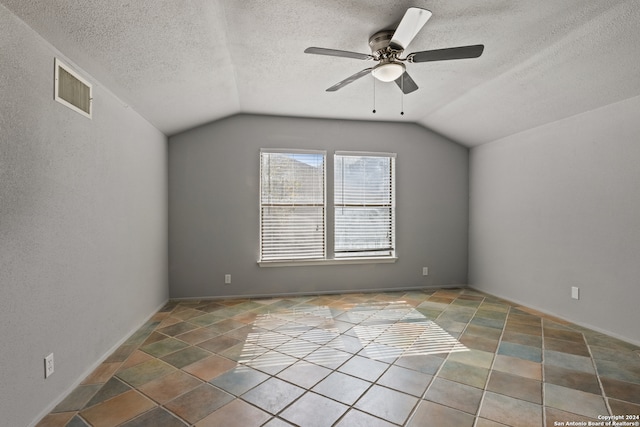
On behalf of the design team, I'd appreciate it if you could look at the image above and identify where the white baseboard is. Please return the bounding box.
[169,284,466,301]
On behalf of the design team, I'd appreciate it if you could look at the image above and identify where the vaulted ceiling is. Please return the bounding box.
[3,0,639,147]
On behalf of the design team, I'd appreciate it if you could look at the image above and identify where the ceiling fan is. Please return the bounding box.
[304,7,484,94]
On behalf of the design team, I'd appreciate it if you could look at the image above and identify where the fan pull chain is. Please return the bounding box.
[401,77,405,115]
[372,78,376,114]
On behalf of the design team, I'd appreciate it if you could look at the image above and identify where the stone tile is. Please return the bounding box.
[377,364,432,397]
[595,358,640,384]
[119,350,154,371]
[304,347,351,369]
[209,366,270,396]
[544,364,601,394]
[448,349,494,369]
[276,340,321,358]
[207,319,245,335]
[503,322,541,337]
[138,370,202,404]
[334,409,396,427]
[600,377,640,404]
[175,327,220,345]
[459,334,499,353]
[424,377,483,414]
[198,334,243,355]
[479,391,542,427]
[338,355,388,382]
[471,317,506,330]
[277,361,332,389]
[466,323,504,340]
[544,383,608,418]
[52,384,102,412]
[543,350,596,374]
[116,358,176,388]
[189,312,225,327]
[195,399,270,427]
[354,385,419,425]
[66,416,90,427]
[182,354,236,381]
[241,377,305,414]
[501,330,542,347]
[222,342,266,362]
[226,324,263,341]
[35,412,75,427]
[543,327,585,343]
[590,345,640,365]
[486,371,541,404]
[141,338,190,358]
[545,337,591,357]
[79,390,156,427]
[81,362,121,385]
[475,418,510,427]
[312,371,371,405]
[124,321,160,347]
[497,341,542,362]
[172,308,207,321]
[394,354,444,375]
[84,377,132,408]
[165,384,233,424]
[608,398,640,416]
[120,407,187,426]
[507,314,541,326]
[161,346,211,369]
[438,360,490,389]
[157,317,182,329]
[281,392,348,427]
[407,401,474,427]
[158,322,198,337]
[544,407,600,426]
[584,333,640,351]
[245,350,297,375]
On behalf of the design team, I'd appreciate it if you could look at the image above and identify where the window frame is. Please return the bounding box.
[259,149,327,263]
[334,151,396,259]
[258,149,397,267]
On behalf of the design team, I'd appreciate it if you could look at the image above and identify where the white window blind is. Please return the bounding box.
[260,150,326,261]
[335,152,396,258]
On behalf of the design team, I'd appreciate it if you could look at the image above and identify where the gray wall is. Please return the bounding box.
[169,114,469,298]
[469,95,640,345]
[0,6,168,427]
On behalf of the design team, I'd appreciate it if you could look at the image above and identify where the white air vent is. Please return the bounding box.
[54,58,92,119]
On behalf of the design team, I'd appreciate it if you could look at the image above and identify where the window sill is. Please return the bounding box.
[258,257,398,268]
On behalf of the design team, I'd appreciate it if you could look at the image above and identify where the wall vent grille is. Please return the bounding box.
[54,58,92,119]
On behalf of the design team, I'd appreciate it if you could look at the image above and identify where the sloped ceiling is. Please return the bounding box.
[2,0,640,147]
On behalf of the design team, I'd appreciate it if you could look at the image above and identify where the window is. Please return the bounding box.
[335,152,396,258]
[260,150,326,262]
[259,149,396,264]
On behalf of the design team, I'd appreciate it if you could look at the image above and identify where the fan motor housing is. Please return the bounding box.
[368,30,397,55]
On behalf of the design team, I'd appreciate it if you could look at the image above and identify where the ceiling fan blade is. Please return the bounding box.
[409,44,484,63]
[304,47,373,60]
[326,68,373,92]
[390,7,432,50]
[394,71,419,94]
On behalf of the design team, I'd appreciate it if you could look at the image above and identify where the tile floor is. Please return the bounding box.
[37,288,640,427]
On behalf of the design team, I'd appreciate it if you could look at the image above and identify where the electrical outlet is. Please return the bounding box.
[422,267,429,276]
[224,274,231,284]
[44,353,54,378]
[571,286,580,300]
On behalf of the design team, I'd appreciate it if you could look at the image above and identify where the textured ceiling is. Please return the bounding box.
[2,0,640,146]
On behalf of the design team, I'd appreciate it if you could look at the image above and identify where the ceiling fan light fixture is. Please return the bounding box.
[372,62,405,82]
